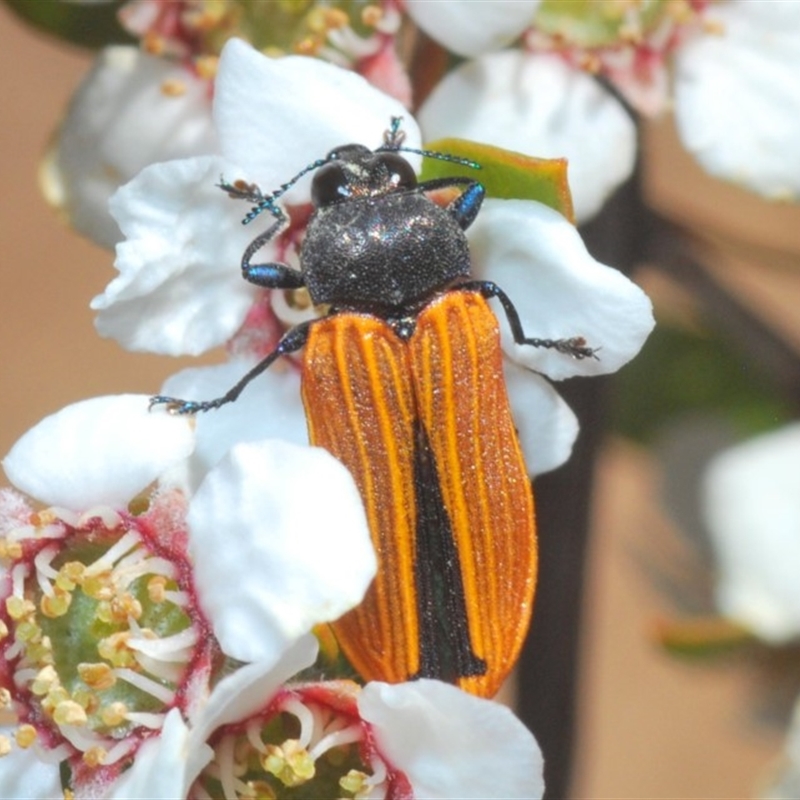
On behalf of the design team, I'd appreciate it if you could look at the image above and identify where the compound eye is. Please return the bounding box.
[378,152,417,190]
[311,162,350,207]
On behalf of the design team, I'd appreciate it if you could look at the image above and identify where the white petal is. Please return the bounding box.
[188,440,376,663]
[110,709,210,800]
[0,739,63,799]
[2,395,194,510]
[469,199,654,379]
[159,359,308,493]
[214,39,421,200]
[674,1,800,200]
[92,155,257,356]
[190,636,318,746]
[359,680,544,799]
[418,50,636,222]
[42,46,217,249]
[405,0,540,58]
[505,363,579,475]
[703,423,800,642]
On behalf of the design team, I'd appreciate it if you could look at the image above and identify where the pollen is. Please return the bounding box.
[31,664,58,695]
[97,631,136,668]
[82,745,107,767]
[53,699,88,727]
[340,769,371,795]
[100,701,128,727]
[40,586,72,618]
[147,575,168,603]
[6,595,35,621]
[362,5,383,27]
[109,592,143,622]
[262,740,316,787]
[0,688,11,708]
[57,561,85,590]
[194,55,219,81]
[82,570,113,601]
[0,540,22,559]
[15,724,37,748]
[161,78,188,97]
[78,662,117,691]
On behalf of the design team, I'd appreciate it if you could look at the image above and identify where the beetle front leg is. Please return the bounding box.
[466,280,598,360]
[417,177,485,232]
[240,215,306,290]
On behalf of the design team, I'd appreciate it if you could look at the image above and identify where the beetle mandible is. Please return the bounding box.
[152,118,595,697]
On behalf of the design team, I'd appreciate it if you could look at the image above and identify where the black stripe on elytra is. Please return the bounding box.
[411,419,486,682]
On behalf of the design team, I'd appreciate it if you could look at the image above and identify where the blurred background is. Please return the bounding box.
[4,4,800,796]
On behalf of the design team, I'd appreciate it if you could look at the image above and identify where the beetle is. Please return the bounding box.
[152,118,595,698]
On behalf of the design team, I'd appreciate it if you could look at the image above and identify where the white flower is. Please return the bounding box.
[0,395,376,795]
[41,46,217,249]
[115,636,545,799]
[99,38,653,479]
[404,0,541,58]
[417,49,637,223]
[673,0,800,200]
[410,0,800,203]
[703,423,800,643]
[2,394,195,509]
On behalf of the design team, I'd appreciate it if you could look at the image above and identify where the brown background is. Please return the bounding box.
[1,6,793,796]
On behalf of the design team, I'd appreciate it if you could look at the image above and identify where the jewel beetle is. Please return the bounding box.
[152,118,595,698]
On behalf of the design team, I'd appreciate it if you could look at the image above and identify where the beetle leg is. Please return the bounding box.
[149,322,312,415]
[465,280,599,360]
[239,211,306,290]
[417,177,486,232]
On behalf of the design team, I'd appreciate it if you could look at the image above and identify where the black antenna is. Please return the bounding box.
[377,115,482,171]
[234,116,481,225]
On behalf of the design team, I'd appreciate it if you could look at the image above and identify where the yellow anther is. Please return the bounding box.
[0,540,23,559]
[0,735,10,756]
[15,620,42,644]
[161,78,187,97]
[78,662,117,692]
[110,593,142,622]
[262,739,315,787]
[142,31,167,55]
[26,638,54,666]
[147,575,168,603]
[361,5,383,27]
[6,596,35,621]
[82,571,113,601]
[40,587,72,618]
[82,745,107,767]
[340,769,371,795]
[294,36,324,56]
[194,55,219,81]
[42,685,70,717]
[31,665,59,696]
[0,688,11,708]
[97,631,136,668]
[53,700,88,727]
[72,689,98,716]
[57,561,84,590]
[100,701,128,728]
[95,600,113,624]
[0,620,8,640]
[15,724,37,748]
[242,780,278,800]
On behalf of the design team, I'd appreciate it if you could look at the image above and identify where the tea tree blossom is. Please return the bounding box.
[94,38,654,482]
[703,423,800,643]
[113,636,545,800]
[409,0,800,203]
[0,395,378,796]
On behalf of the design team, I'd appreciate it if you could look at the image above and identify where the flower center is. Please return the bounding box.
[195,690,389,799]
[0,504,203,768]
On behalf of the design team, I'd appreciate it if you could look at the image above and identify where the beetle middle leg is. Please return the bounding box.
[149,322,312,415]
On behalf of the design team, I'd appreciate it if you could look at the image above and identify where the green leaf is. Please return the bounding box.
[3,0,134,50]
[421,138,575,223]
[654,615,755,658]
